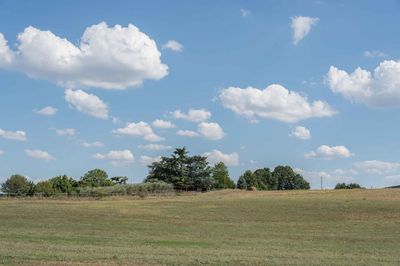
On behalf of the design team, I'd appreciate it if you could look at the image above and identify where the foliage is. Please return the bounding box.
[334,183,363,189]
[1,174,34,196]
[34,180,56,197]
[49,175,78,195]
[211,162,235,189]
[111,176,128,185]
[145,147,212,191]
[273,165,310,190]
[254,168,276,190]
[80,169,114,187]
[77,182,174,197]
[236,175,248,190]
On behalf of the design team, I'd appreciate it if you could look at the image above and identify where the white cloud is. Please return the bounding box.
[290,126,311,140]
[152,119,175,129]
[0,129,26,141]
[240,8,251,17]
[34,106,57,116]
[139,155,161,165]
[305,145,353,159]
[354,160,400,175]
[26,149,55,161]
[162,40,183,52]
[291,16,319,45]
[65,88,108,119]
[112,121,164,142]
[138,144,172,151]
[197,122,225,140]
[176,130,199,137]
[363,50,388,58]
[326,61,400,107]
[219,84,335,123]
[171,109,211,122]
[93,150,134,165]
[203,149,239,166]
[0,22,168,89]
[80,141,104,148]
[56,128,75,136]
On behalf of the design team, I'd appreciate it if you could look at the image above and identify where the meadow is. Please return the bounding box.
[0,189,400,265]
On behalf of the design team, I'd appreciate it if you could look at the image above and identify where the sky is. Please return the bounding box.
[1,0,400,188]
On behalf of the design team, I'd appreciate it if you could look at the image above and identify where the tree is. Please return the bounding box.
[212,162,235,189]
[50,175,78,195]
[34,181,56,197]
[237,175,248,190]
[253,168,276,190]
[111,176,128,185]
[273,166,310,190]
[237,170,258,190]
[145,147,213,191]
[80,169,113,187]
[335,182,362,189]
[1,174,34,196]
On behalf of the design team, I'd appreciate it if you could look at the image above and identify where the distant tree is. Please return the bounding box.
[111,176,128,185]
[34,180,56,197]
[334,182,362,189]
[50,175,78,195]
[273,166,310,190]
[80,169,113,187]
[253,168,276,190]
[237,175,248,190]
[1,174,34,196]
[212,162,235,189]
[237,170,258,190]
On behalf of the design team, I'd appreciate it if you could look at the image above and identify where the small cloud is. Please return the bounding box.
[363,50,388,58]
[138,144,172,151]
[203,149,239,166]
[93,150,134,166]
[240,8,251,17]
[290,126,311,140]
[34,106,57,116]
[139,155,161,165]
[26,149,55,161]
[305,145,353,159]
[55,128,76,136]
[170,108,211,122]
[0,128,26,141]
[162,40,183,52]
[65,89,108,119]
[80,141,104,148]
[176,130,199,137]
[152,119,175,129]
[291,16,319,45]
[112,121,164,142]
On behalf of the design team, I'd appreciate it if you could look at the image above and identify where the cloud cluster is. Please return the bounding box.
[171,109,211,122]
[113,121,163,142]
[65,89,108,119]
[26,149,55,161]
[291,16,319,45]
[93,150,134,165]
[306,145,353,159]
[290,126,311,140]
[0,129,27,141]
[219,84,335,123]
[327,61,400,107]
[0,22,168,89]
[203,149,239,166]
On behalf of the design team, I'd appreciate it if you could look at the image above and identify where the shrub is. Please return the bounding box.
[334,183,363,189]
[34,181,56,197]
[77,182,174,197]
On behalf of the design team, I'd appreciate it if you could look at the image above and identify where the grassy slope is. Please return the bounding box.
[0,189,400,265]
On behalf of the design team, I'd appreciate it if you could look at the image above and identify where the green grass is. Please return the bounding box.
[1,189,400,265]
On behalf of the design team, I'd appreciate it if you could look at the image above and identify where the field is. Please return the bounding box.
[0,189,400,265]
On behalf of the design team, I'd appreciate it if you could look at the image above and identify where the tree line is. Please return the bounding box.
[1,147,311,197]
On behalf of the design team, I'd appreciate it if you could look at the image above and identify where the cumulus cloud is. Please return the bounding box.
[305,145,353,159]
[113,121,164,142]
[139,155,161,165]
[80,141,104,148]
[0,129,26,141]
[203,149,239,166]
[197,122,225,140]
[34,106,57,116]
[240,8,251,17]
[354,160,400,175]
[291,16,319,45]
[138,144,172,151]
[326,61,400,107]
[55,128,75,136]
[93,150,134,165]
[290,126,311,140]
[219,84,335,123]
[152,119,175,129]
[363,50,388,58]
[0,22,168,89]
[65,88,108,119]
[176,130,199,137]
[171,109,211,122]
[162,40,183,52]
[26,149,55,161]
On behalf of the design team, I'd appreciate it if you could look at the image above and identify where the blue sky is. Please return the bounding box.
[1,0,400,188]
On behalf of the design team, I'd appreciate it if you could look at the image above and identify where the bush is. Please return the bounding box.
[77,182,174,197]
[50,175,78,195]
[334,183,363,189]
[34,181,56,197]
[1,174,34,196]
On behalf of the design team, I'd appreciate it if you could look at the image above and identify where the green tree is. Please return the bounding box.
[253,168,276,190]
[334,182,362,189]
[80,169,113,187]
[50,175,78,195]
[212,162,235,189]
[111,176,128,185]
[237,175,248,190]
[237,170,258,190]
[273,166,310,190]
[1,174,34,196]
[34,180,56,197]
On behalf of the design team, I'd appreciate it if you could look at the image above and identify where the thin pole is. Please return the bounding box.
[320,176,323,190]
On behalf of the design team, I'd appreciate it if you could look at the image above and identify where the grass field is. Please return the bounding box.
[1,189,400,265]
